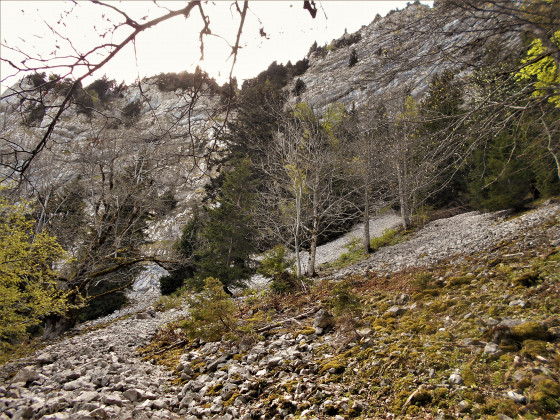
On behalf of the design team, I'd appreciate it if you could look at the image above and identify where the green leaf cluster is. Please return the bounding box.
[180,277,238,342]
[517,30,560,106]
[0,190,75,350]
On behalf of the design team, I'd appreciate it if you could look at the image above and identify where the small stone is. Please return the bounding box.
[397,294,411,305]
[509,300,527,308]
[12,367,39,385]
[152,399,167,410]
[506,390,527,404]
[384,306,407,316]
[36,352,56,364]
[457,400,470,413]
[267,356,283,368]
[101,394,125,406]
[313,309,335,331]
[122,389,140,402]
[484,342,503,360]
[89,408,108,419]
[11,406,33,420]
[449,373,463,385]
[71,391,99,404]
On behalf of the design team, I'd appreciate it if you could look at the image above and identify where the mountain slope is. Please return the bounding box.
[1,201,558,419]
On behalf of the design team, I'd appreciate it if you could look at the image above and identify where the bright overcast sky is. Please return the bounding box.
[1,1,432,91]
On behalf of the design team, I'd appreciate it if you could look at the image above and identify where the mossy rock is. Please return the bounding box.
[513,270,541,287]
[428,301,448,314]
[521,339,548,360]
[511,321,550,341]
[536,379,560,398]
[296,326,316,336]
[410,389,433,406]
[529,390,560,413]
[516,377,532,390]
[319,358,346,375]
[446,276,472,288]
[420,288,441,298]
[205,382,223,396]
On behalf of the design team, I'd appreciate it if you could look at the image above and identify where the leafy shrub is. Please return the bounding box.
[73,87,95,116]
[154,292,184,312]
[258,245,294,277]
[370,228,402,251]
[414,205,433,226]
[292,58,309,76]
[122,99,142,125]
[50,76,74,96]
[349,48,359,67]
[412,272,433,291]
[85,75,116,102]
[0,191,75,351]
[27,72,46,87]
[180,277,238,341]
[334,32,362,49]
[270,272,303,294]
[155,68,221,94]
[329,279,361,316]
[329,237,367,269]
[293,78,306,96]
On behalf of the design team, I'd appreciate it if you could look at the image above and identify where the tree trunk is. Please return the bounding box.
[363,186,371,253]
[294,180,302,277]
[397,161,411,229]
[307,187,319,276]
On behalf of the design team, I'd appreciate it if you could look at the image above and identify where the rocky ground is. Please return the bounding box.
[1,202,559,419]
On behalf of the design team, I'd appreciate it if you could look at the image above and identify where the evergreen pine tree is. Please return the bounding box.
[195,158,257,288]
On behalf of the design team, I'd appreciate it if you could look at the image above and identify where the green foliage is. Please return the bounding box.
[154,67,222,94]
[329,279,361,316]
[180,277,238,342]
[85,75,116,102]
[122,99,142,125]
[467,132,535,211]
[517,30,560,106]
[348,48,359,67]
[329,237,367,269]
[154,290,185,311]
[269,272,304,294]
[257,245,294,277]
[194,158,257,288]
[0,190,75,351]
[412,272,434,291]
[370,228,402,251]
[293,78,306,96]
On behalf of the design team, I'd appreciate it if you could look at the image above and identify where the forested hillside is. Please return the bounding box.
[0,1,559,418]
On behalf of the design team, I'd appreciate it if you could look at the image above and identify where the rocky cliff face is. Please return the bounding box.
[0,77,224,242]
[287,2,520,110]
